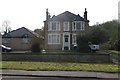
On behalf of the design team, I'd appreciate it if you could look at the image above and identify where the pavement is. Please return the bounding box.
[1,69,120,79]
[7,50,32,53]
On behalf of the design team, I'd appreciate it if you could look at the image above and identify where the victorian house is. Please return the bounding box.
[44,8,89,50]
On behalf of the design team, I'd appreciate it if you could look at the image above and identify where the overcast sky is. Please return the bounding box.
[0,0,119,31]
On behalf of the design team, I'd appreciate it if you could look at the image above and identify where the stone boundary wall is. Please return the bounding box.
[2,53,111,63]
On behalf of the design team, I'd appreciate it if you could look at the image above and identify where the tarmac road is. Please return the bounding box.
[1,69,119,80]
[2,76,118,80]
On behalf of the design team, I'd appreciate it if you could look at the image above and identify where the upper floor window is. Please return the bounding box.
[63,22,69,31]
[48,21,60,31]
[72,21,85,31]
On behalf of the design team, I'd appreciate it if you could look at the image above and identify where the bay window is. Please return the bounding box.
[72,21,85,31]
[72,34,77,44]
[48,34,60,44]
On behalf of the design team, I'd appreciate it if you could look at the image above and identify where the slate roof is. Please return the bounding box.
[49,11,84,21]
[2,27,44,39]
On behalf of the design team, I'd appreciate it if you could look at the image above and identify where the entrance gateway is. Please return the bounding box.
[62,33,70,50]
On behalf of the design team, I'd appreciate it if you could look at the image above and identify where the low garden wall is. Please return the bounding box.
[2,53,111,63]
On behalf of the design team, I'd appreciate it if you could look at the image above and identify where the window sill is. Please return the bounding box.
[48,43,60,45]
[48,30,60,31]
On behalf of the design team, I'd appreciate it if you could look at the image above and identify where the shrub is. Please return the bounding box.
[100,42,111,50]
[77,35,91,52]
[113,40,120,51]
[77,27,109,52]
[31,43,41,52]
[31,36,43,53]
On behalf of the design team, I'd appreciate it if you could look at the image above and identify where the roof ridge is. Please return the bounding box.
[49,11,84,21]
[22,27,40,37]
[25,28,44,39]
[59,11,76,16]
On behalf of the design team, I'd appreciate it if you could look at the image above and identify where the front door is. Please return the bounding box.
[63,34,70,50]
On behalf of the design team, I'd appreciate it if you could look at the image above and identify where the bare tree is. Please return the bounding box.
[2,20,12,34]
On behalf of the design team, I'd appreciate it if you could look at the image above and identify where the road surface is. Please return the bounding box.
[1,69,119,80]
[2,76,118,80]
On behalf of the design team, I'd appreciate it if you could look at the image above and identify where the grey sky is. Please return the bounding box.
[0,0,119,31]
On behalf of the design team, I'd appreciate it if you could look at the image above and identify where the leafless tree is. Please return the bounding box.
[2,20,12,34]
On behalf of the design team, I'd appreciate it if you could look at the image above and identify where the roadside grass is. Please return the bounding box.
[111,50,120,55]
[1,61,119,73]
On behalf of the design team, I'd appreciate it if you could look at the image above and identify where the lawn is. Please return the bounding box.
[1,61,119,73]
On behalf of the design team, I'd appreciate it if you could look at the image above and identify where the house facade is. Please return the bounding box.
[44,8,89,50]
[2,27,42,51]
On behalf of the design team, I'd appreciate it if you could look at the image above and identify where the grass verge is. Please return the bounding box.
[111,50,120,55]
[1,61,119,73]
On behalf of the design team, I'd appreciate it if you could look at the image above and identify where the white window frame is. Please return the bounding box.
[81,22,85,30]
[48,34,60,44]
[72,22,76,31]
[48,21,60,31]
[72,21,85,31]
[72,34,77,44]
[63,22,69,31]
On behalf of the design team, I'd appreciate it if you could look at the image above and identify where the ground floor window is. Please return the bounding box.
[2,38,11,44]
[48,34,60,44]
[72,34,77,44]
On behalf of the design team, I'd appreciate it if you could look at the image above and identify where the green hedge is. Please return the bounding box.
[110,50,120,64]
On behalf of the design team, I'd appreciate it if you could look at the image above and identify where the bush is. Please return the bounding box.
[113,40,120,51]
[77,35,91,52]
[100,42,111,50]
[31,36,43,53]
[77,27,109,52]
[31,43,41,52]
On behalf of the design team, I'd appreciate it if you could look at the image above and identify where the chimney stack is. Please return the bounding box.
[46,8,49,20]
[46,8,51,21]
[84,8,87,20]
